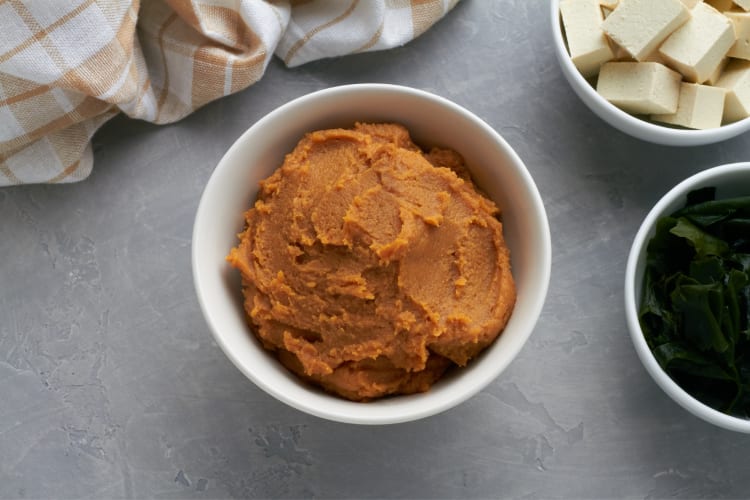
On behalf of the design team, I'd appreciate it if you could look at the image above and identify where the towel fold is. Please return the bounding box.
[0,0,459,185]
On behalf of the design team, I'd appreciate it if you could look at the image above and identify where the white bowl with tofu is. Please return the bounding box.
[552,0,750,146]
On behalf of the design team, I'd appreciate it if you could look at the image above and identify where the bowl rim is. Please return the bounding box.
[549,0,750,145]
[624,162,750,433]
[192,83,552,425]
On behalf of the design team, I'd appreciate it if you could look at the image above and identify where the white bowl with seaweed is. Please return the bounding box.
[625,163,750,433]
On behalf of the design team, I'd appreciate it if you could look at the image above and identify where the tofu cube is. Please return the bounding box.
[715,58,750,121]
[707,56,729,84]
[706,0,735,10]
[659,3,736,83]
[602,0,690,61]
[652,82,726,128]
[596,62,683,114]
[681,0,703,7]
[734,0,750,11]
[644,51,668,65]
[611,44,635,61]
[726,11,750,59]
[560,0,615,77]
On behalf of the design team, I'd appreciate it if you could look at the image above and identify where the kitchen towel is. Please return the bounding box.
[0,0,460,185]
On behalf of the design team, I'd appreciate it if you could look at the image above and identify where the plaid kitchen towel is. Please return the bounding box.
[0,0,460,186]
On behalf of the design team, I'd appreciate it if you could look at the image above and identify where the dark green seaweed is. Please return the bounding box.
[639,189,750,417]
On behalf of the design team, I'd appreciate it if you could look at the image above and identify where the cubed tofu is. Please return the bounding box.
[561,0,615,77]
[681,0,703,7]
[597,62,683,114]
[734,0,750,11]
[644,50,668,65]
[715,58,750,121]
[652,82,726,128]
[726,11,750,59]
[706,0,735,10]
[602,0,690,61]
[659,2,736,83]
[707,56,729,84]
[611,43,635,61]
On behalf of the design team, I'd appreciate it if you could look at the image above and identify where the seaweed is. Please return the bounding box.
[639,189,750,416]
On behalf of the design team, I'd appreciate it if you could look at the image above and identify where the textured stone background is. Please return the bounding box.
[2,1,750,498]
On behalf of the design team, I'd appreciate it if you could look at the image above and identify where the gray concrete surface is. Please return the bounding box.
[3,1,750,498]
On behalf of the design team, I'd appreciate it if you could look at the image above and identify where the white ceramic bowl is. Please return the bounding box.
[625,162,750,433]
[192,84,551,425]
[550,0,750,146]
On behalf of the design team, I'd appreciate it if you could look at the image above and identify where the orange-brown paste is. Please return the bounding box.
[227,123,515,401]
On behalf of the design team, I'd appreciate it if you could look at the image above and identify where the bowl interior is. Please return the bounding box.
[192,84,551,424]
[549,0,750,146]
[625,163,750,432]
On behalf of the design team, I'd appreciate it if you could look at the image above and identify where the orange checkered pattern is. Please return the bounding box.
[0,0,460,185]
